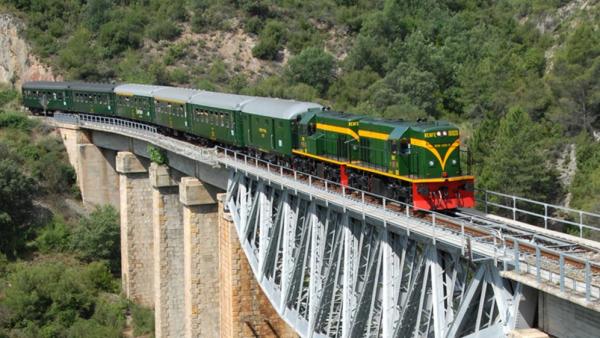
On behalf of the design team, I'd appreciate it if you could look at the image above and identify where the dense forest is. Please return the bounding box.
[0,90,154,337]
[0,0,597,211]
[0,1,598,335]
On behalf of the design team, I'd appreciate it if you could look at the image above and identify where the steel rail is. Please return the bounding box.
[51,112,600,302]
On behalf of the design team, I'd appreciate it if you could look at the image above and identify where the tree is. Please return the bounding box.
[252,20,286,60]
[71,206,120,273]
[84,0,113,31]
[478,108,560,202]
[0,159,36,258]
[286,47,336,94]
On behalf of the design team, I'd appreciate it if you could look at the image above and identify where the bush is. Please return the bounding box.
[35,217,71,253]
[0,261,125,336]
[148,145,168,165]
[130,302,154,336]
[0,88,18,108]
[0,159,36,258]
[286,47,336,94]
[70,206,120,273]
[147,20,182,42]
[0,111,35,131]
[252,38,282,60]
[252,20,286,60]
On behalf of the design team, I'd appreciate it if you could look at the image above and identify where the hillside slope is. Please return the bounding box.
[0,0,599,213]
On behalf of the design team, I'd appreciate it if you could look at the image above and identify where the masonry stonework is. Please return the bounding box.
[181,177,220,338]
[151,163,185,338]
[117,151,154,307]
[218,194,298,338]
[78,143,120,209]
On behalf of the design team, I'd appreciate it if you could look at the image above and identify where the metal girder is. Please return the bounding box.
[225,171,521,338]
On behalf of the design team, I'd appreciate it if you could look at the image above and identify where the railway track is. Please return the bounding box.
[220,148,600,288]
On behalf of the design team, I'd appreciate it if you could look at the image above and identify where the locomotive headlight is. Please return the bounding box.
[428,160,434,167]
[436,131,442,137]
[443,131,448,136]
[452,159,457,165]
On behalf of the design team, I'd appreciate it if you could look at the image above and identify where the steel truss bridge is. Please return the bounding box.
[53,113,600,338]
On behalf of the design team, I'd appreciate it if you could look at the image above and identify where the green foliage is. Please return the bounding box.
[476,108,561,202]
[35,216,71,253]
[0,159,36,258]
[148,21,182,42]
[547,23,600,135]
[0,111,34,131]
[0,88,18,108]
[97,8,146,58]
[569,133,600,214]
[130,302,154,336]
[148,145,168,165]
[252,20,286,60]
[286,47,335,94]
[70,206,120,274]
[0,261,123,336]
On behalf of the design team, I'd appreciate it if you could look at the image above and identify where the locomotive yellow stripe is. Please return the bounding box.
[291,149,474,183]
[358,130,389,140]
[316,123,359,141]
[410,138,461,170]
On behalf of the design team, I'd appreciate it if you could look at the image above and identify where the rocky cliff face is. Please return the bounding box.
[0,13,58,89]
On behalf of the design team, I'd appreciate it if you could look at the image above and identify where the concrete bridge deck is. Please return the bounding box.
[49,113,600,338]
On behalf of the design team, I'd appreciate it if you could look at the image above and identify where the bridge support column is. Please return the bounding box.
[218,194,297,338]
[116,151,153,307]
[180,177,219,338]
[78,144,120,209]
[150,163,184,338]
[56,123,120,209]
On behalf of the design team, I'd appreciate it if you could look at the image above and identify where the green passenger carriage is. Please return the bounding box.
[20,80,475,211]
[69,83,116,116]
[22,81,71,113]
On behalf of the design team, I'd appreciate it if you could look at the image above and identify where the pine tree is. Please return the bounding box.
[478,108,561,202]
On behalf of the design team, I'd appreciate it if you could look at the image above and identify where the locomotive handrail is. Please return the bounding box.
[477,188,600,239]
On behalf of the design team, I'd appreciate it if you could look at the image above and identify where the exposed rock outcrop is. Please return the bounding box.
[0,13,58,89]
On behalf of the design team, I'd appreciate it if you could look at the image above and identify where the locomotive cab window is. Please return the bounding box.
[400,139,410,155]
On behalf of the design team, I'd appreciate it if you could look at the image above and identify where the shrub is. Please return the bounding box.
[0,111,34,131]
[70,206,120,273]
[252,20,286,60]
[147,145,168,165]
[36,217,71,253]
[286,47,336,94]
[0,88,18,108]
[147,21,182,42]
[130,302,154,336]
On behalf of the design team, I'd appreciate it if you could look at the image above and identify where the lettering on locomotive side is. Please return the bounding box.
[348,121,359,127]
[424,130,460,138]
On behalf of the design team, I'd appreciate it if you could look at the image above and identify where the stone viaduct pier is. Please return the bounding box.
[57,121,296,338]
[52,114,600,338]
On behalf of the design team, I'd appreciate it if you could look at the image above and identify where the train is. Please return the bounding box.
[21,81,475,210]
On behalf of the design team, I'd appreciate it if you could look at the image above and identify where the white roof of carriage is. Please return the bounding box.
[115,83,323,119]
[189,91,254,111]
[114,84,168,97]
[240,97,322,120]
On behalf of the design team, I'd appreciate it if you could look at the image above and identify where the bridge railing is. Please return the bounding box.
[477,189,600,239]
[51,112,600,302]
[220,146,600,301]
[508,235,600,301]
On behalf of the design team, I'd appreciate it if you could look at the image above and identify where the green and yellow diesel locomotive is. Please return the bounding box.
[21,81,474,210]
